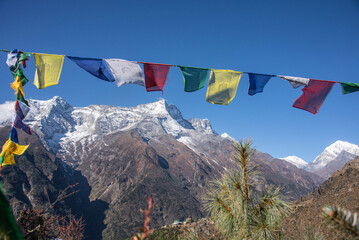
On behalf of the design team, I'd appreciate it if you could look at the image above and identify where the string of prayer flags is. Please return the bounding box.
[104,59,144,87]
[33,53,65,89]
[248,73,274,95]
[142,63,171,92]
[179,66,210,92]
[67,56,115,82]
[1,49,32,169]
[292,79,335,114]
[340,82,359,95]
[206,70,242,105]
[0,138,29,167]
[280,75,309,89]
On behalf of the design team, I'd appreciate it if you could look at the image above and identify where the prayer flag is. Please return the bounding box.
[143,63,171,92]
[104,59,144,87]
[16,91,29,107]
[11,66,29,86]
[18,51,31,68]
[15,100,30,120]
[0,138,28,166]
[67,56,115,82]
[206,70,242,105]
[7,50,29,85]
[6,51,18,68]
[10,76,25,98]
[33,53,64,89]
[179,66,210,92]
[293,79,335,114]
[9,127,18,144]
[248,73,274,95]
[280,75,309,88]
[12,114,31,135]
[340,82,359,95]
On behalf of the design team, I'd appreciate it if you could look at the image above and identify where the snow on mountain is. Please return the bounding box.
[221,133,235,142]
[1,97,356,178]
[280,156,308,169]
[311,141,359,169]
[281,141,359,178]
[0,96,222,158]
[188,118,215,135]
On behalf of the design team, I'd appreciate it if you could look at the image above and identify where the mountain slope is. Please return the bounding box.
[283,156,359,239]
[0,126,109,239]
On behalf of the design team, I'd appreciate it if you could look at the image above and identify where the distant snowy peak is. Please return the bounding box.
[280,156,308,169]
[312,141,359,168]
[221,133,235,142]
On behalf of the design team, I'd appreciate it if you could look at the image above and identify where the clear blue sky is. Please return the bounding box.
[0,0,358,162]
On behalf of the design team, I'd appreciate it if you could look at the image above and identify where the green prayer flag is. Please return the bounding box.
[10,67,29,86]
[16,92,29,107]
[340,82,359,95]
[179,66,210,92]
[0,185,24,239]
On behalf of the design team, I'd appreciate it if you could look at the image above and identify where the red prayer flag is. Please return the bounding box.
[142,63,171,92]
[293,79,335,114]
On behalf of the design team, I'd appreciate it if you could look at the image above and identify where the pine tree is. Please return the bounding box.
[203,139,291,240]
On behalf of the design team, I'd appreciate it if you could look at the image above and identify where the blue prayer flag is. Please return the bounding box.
[67,56,115,82]
[9,127,18,144]
[248,73,274,96]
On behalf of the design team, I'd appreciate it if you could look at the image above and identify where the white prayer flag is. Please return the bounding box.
[279,75,309,88]
[104,59,144,87]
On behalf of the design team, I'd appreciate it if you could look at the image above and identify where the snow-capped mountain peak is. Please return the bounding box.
[312,140,359,168]
[280,156,308,169]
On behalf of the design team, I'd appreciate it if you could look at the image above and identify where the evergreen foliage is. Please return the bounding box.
[322,205,359,239]
[203,139,292,240]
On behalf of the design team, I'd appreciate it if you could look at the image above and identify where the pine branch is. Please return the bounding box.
[322,205,359,238]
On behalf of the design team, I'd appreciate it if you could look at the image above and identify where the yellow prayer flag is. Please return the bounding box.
[0,139,29,166]
[33,53,65,89]
[10,76,25,98]
[1,152,15,165]
[206,69,242,105]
